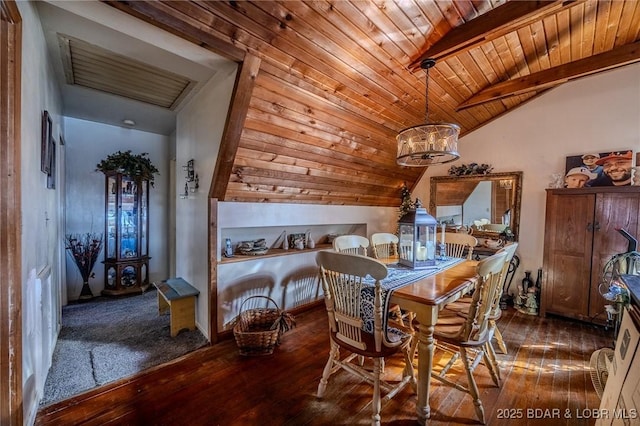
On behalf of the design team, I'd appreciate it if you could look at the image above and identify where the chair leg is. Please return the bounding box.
[487,338,502,381]
[371,357,382,426]
[317,343,339,398]
[406,311,416,332]
[460,347,486,424]
[401,344,417,392]
[493,326,508,354]
[482,343,500,387]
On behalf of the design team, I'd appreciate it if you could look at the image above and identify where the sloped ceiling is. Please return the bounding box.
[103,0,640,206]
[58,34,197,109]
[37,1,227,136]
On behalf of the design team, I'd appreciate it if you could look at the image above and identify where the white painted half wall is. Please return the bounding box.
[413,63,640,277]
[216,201,399,332]
[175,60,238,337]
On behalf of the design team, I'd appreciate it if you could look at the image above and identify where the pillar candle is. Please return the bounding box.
[418,246,426,261]
[441,223,446,244]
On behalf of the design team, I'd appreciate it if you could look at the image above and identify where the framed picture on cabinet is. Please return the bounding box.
[564,150,635,188]
[41,110,52,174]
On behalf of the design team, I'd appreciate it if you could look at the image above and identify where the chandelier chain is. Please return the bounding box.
[424,66,430,123]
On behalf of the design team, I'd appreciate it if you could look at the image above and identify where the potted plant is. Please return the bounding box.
[96,150,159,186]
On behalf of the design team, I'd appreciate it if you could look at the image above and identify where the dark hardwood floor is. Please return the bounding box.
[36,305,612,425]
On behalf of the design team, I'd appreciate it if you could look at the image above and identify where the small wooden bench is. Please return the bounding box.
[154,277,200,337]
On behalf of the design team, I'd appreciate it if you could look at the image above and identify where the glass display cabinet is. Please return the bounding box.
[102,172,150,296]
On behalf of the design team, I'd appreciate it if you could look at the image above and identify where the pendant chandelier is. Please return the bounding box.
[396,59,460,166]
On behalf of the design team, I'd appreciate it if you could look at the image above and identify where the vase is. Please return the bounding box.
[521,271,533,295]
[78,281,94,301]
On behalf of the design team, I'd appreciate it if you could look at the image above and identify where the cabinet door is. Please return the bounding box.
[589,193,640,320]
[543,193,595,319]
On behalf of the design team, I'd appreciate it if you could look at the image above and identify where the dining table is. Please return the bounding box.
[389,259,479,425]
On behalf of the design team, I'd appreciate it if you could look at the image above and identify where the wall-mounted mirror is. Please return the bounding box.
[429,172,523,240]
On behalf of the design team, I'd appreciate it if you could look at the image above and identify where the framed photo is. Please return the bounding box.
[47,139,56,189]
[565,150,634,188]
[41,110,52,174]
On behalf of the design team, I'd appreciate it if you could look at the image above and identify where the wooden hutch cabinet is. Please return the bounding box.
[541,187,640,324]
[102,171,151,296]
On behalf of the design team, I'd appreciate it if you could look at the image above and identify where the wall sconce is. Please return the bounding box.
[180,159,199,199]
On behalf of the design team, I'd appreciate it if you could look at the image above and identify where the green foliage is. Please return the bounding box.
[395,184,414,235]
[448,162,493,176]
[398,183,413,221]
[96,150,159,186]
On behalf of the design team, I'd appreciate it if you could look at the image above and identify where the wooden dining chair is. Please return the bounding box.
[443,232,478,259]
[316,251,415,426]
[370,232,398,262]
[370,233,415,330]
[444,242,519,365]
[429,251,508,424]
[332,234,370,256]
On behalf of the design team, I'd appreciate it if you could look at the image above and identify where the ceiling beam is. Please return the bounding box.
[457,41,640,110]
[102,1,245,62]
[210,53,261,200]
[409,0,583,70]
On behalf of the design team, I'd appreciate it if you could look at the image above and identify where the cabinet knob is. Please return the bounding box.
[586,222,593,232]
[594,222,601,231]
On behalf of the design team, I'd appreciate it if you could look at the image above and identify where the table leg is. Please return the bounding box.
[415,306,438,425]
[158,292,170,315]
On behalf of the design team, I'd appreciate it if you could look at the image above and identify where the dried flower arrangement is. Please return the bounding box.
[448,162,494,176]
[65,232,103,300]
[96,150,159,186]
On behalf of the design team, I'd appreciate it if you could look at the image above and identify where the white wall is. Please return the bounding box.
[17,2,64,424]
[64,118,170,298]
[413,63,640,276]
[175,61,238,337]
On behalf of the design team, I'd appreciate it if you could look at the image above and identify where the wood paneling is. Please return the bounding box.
[434,181,479,206]
[35,306,612,425]
[102,0,640,206]
[0,1,22,425]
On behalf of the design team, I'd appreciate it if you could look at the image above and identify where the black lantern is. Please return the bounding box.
[398,199,438,269]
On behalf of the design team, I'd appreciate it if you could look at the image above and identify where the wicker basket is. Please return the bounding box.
[233,296,289,356]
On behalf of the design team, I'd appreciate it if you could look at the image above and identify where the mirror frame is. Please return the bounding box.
[429,171,523,240]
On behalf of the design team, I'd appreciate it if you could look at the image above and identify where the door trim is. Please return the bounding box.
[0,1,23,424]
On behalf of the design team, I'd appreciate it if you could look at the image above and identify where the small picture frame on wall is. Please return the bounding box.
[564,150,635,188]
[47,139,56,189]
[41,110,52,174]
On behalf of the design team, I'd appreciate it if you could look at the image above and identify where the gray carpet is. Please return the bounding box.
[40,289,208,406]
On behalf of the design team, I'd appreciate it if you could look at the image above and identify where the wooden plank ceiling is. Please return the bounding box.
[104,0,640,207]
